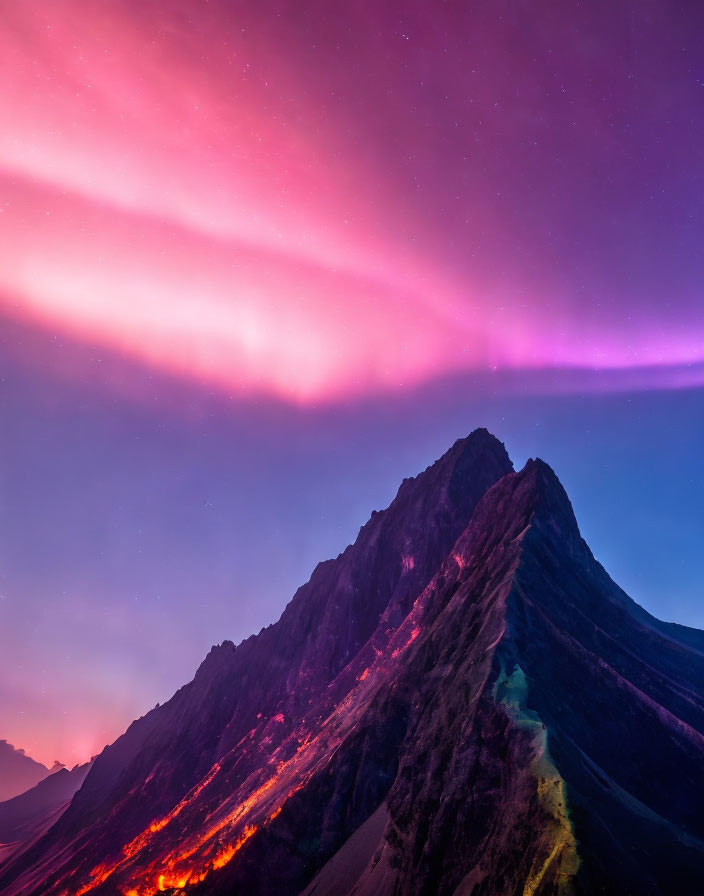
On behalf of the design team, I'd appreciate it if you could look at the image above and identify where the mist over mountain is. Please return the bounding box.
[1,430,703,896]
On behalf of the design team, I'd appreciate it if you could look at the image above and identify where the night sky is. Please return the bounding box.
[0,0,703,767]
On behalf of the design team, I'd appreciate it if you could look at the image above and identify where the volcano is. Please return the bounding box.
[1,429,703,896]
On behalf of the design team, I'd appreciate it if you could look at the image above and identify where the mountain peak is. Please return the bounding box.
[445,455,586,588]
[519,457,583,548]
[448,428,511,493]
[437,426,509,468]
[392,427,512,512]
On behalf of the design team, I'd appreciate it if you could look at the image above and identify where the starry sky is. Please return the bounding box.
[0,0,703,767]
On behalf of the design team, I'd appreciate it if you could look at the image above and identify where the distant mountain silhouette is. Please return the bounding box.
[0,761,92,864]
[1,430,703,895]
[0,742,53,803]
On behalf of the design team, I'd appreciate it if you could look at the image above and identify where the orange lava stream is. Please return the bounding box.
[93,733,324,896]
[71,762,224,895]
[68,611,418,896]
[391,626,421,659]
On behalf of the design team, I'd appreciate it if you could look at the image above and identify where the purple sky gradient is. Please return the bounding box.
[0,0,703,765]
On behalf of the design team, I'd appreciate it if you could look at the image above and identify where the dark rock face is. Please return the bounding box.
[1,431,703,896]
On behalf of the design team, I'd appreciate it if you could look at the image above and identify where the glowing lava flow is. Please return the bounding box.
[70,762,223,895]
[211,825,258,870]
[69,587,440,896]
[71,723,326,896]
[391,626,421,659]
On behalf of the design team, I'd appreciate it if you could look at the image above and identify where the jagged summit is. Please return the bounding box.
[520,457,582,532]
[2,430,703,896]
[491,457,583,545]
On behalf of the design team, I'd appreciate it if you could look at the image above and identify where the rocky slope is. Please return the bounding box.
[1,429,703,896]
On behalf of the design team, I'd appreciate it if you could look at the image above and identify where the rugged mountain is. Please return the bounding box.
[1,429,704,896]
[0,762,92,862]
[0,429,512,895]
[0,743,52,804]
